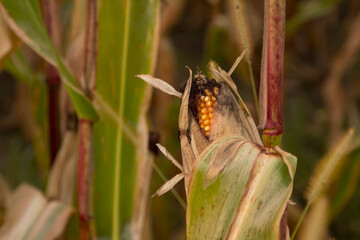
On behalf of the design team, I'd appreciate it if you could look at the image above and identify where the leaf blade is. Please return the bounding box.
[0,0,99,121]
[93,0,159,238]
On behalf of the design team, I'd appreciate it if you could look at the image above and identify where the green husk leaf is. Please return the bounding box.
[187,135,297,239]
[0,0,99,121]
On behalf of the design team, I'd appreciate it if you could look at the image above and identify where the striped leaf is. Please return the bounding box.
[93,0,159,238]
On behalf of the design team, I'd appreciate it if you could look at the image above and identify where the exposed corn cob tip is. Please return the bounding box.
[190,72,221,138]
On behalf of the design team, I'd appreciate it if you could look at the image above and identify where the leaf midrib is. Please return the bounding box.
[112,0,131,239]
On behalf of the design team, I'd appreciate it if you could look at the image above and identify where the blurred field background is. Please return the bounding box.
[0,0,360,239]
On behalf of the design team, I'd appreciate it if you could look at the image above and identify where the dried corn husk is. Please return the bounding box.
[137,58,297,240]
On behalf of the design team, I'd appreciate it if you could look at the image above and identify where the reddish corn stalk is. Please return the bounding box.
[259,0,286,239]
[259,0,285,148]
[83,0,98,95]
[77,0,97,239]
[42,0,62,163]
[78,119,94,239]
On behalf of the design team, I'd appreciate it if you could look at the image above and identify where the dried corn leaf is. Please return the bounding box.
[152,173,185,197]
[46,131,77,205]
[137,74,182,98]
[0,184,73,240]
[0,184,46,239]
[207,61,261,144]
[156,143,184,172]
[24,202,73,240]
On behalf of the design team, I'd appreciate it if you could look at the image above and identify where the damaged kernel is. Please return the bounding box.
[190,75,220,138]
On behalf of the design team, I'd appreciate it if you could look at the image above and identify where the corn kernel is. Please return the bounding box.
[195,85,218,137]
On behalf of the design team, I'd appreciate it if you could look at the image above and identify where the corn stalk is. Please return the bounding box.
[77,0,97,238]
[259,0,285,147]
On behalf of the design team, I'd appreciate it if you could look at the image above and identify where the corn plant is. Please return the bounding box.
[137,0,298,239]
[0,0,159,239]
[0,0,359,239]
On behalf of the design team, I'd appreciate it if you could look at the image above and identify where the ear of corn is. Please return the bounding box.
[183,62,296,239]
[139,59,297,240]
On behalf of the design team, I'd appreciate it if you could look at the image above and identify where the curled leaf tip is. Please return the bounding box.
[156,143,184,172]
[152,173,185,198]
[228,50,247,76]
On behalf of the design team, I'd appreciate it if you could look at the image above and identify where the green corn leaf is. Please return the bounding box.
[0,0,99,121]
[187,135,296,240]
[93,0,159,239]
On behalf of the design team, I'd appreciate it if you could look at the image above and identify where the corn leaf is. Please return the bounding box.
[187,135,296,239]
[93,0,159,238]
[0,184,73,240]
[46,131,77,205]
[0,0,99,121]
